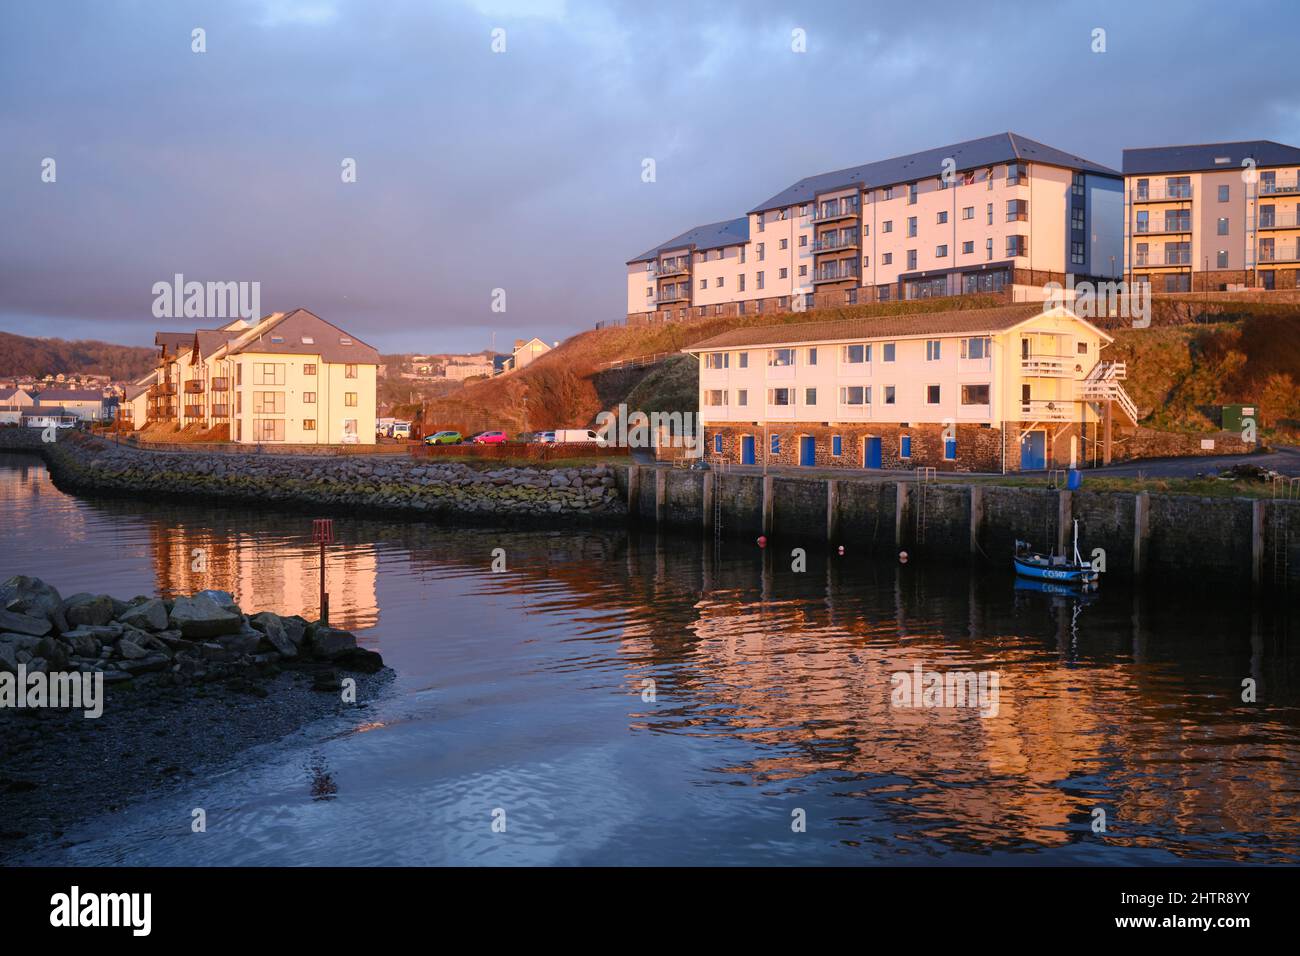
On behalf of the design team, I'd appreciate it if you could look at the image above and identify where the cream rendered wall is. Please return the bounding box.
[1027,165,1072,275]
[228,352,376,444]
[627,261,655,314]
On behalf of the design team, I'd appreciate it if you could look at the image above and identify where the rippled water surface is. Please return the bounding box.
[2,452,1298,865]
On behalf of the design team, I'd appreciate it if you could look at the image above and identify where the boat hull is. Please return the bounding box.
[1013,557,1098,584]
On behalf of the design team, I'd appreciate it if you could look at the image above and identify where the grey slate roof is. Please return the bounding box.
[154,331,193,354]
[194,328,244,359]
[225,309,381,365]
[1122,140,1300,175]
[748,132,1120,214]
[627,216,750,264]
[35,388,103,403]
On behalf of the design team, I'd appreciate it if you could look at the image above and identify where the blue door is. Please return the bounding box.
[799,435,816,467]
[741,435,755,465]
[1020,430,1046,470]
[864,436,882,469]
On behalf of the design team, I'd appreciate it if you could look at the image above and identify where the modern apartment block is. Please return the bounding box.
[1122,140,1300,291]
[143,309,380,444]
[628,133,1124,322]
[685,304,1137,473]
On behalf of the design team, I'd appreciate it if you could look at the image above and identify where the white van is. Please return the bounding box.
[390,421,412,440]
[553,429,604,445]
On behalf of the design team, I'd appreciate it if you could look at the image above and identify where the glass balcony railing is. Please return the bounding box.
[1133,219,1192,235]
[1257,244,1300,263]
[1133,249,1192,267]
[811,201,860,223]
[1132,183,1193,202]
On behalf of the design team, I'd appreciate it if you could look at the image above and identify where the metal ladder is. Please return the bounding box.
[1273,477,1298,587]
[713,470,724,551]
[914,467,935,544]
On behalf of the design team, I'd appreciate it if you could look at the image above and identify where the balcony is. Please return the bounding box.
[1133,249,1192,267]
[184,380,204,394]
[1255,213,1300,231]
[813,264,860,284]
[813,233,859,253]
[812,200,860,224]
[655,259,691,278]
[211,404,231,417]
[148,383,176,397]
[184,404,204,418]
[1021,355,1073,377]
[1133,219,1192,236]
[210,377,230,392]
[655,288,690,304]
[1257,244,1300,264]
[1260,180,1300,196]
[1020,399,1076,422]
[1131,183,1193,203]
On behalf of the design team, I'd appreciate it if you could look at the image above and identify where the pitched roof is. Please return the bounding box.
[194,328,244,359]
[0,387,32,402]
[155,331,193,354]
[35,388,103,403]
[123,381,151,401]
[222,309,381,365]
[748,132,1120,214]
[1122,140,1300,175]
[628,216,750,264]
[686,304,1097,351]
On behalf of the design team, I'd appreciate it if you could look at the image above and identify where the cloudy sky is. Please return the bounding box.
[1,0,1298,354]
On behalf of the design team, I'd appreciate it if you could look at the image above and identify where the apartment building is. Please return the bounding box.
[1122,139,1300,291]
[685,304,1136,473]
[628,133,1124,322]
[34,388,107,421]
[143,309,380,444]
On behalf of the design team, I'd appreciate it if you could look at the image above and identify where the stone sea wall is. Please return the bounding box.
[0,428,625,521]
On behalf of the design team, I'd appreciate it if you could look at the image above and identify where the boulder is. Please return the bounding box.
[0,576,67,632]
[249,612,297,658]
[117,598,169,632]
[0,610,51,638]
[35,636,70,669]
[216,628,262,656]
[62,593,117,628]
[310,626,358,660]
[194,590,241,614]
[0,642,17,674]
[168,595,242,639]
[117,638,151,660]
[334,647,385,673]
[115,655,170,676]
[281,616,309,648]
[63,630,102,658]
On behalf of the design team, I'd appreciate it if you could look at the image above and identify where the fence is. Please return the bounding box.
[98,432,410,456]
[409,441,629,461]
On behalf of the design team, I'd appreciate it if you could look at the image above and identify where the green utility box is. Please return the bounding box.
[1222,404,1257,433]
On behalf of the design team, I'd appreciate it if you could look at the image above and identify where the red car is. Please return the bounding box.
[469,430,508,444]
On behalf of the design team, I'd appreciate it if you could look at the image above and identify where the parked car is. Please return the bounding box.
[532,430,556,444]
[424,430,462,445]
[469,430,508,444]
[554,428,605,444]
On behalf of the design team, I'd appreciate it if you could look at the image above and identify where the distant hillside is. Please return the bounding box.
[0,330,155,380]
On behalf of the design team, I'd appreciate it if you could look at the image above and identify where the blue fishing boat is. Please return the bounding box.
[1013,519,1099,586]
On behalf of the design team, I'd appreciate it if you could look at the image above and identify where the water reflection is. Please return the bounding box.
[2,452,1298,865]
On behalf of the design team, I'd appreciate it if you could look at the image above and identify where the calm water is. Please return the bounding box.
[2,451,1298,865]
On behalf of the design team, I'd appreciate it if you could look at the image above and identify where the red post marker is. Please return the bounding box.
[837,545,845,556]
[313,519,334,624]
[899,550,909,564]
[757,535,767,549]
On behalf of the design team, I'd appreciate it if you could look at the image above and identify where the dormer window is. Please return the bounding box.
[340,337,352,346]
[270,336,284,344]
[302,336,314,345]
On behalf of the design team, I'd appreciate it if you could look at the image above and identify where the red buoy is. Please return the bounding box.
[899,550,909,564]
[836,545,845,556]
[757,535,767,548]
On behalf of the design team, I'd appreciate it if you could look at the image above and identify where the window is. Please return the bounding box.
[807,347,818,365]
[1007,162,1027,185]
[738,274,746,292]
[253,391,284,414]
[303,419,316,430]
[842,343,869,363]
[770,434,780,455]
[1071,241,1085,265]
[779,267,788,279]
[646,287,653,298]
[883,186,893,200]
[926,340,941,361]
[799,235,807,247]
[882,252,892,265]
[737,389,748,406]
[700,279,707,291]
[832,435,842,456]
[986,238,993,260]
[344,392,358,407]
[344,364,358,379]
[936,244,948,258]
[779,238,788,250]
[1072,171,1085,196]
[962,206,974,220]
[805,388,817,406]
[768,348,795,367]
[907,216,917,237]
[961,384,990,405]
[927,385,941,404]
[884,385,896,404]
[962,240,974,255]
[716,277,724,287]
[704,390,727,406]
[943,437,957,461]
[863,224,869,237]
[1217,217,1229,236]
[1218,184,1230,202]
[705,353,729,369]
[839,385,866,405]
[714,434,723,455]
[740,247,746,264]
[863,255,869,268]
[882,220,893,234]
[907,182,917,205]
[1217,249,1229,268]
[986,203,993,226]
[883,343,896,362]
[907,249,917,270]
[738,352,749,368]
[1006,199,1028,221]
[1007,235,1028,257]
[768,388,793,406]
[961,337,990,359]
[900,435,911,458]
[303,363,317,376]
[253,363,285,385]
[757,217,764,233]
[253,419,284,442]
[1136,210,1149,233]
[303,391,316,404]
[757,271,765,290]
[936,211,948,224]
[1071,208,1085,231]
